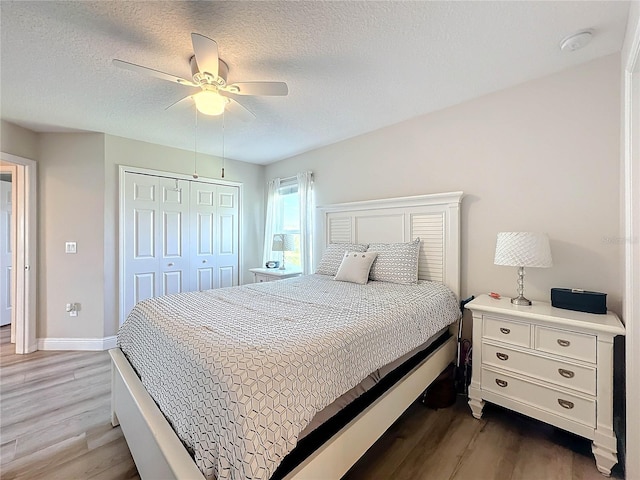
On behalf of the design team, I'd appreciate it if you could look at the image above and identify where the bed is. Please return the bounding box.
[110,191,464,480]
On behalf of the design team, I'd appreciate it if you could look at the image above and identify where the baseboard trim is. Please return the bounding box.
[37,336,117,351]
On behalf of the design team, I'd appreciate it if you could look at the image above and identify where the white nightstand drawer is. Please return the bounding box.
[482,342,596,395]
[482,367,596,427]
[483,316,530,347]
[535,326,596,363]
[254,274,270,283]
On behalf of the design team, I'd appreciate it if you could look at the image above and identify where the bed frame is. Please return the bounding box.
[110,191,464,480]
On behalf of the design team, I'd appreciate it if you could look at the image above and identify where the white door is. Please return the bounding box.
[215,185,239,288]
[0,179,12,326]
[157,177,190,296]
[123,173,190,319]
[190,182,239,290]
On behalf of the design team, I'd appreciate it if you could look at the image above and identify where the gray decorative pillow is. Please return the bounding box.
[334,251,378,284]
[316,243,368,276]
[367,238,421,284]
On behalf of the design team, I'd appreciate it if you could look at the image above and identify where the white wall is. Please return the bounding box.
[266,54,622,315]
[0,120,38,161]
[37,133,106,338]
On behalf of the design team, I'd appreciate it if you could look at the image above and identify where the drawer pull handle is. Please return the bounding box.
[496,352,509,361]
[558,399,574,409]
[558,368,575,378]
[499,327,511,335]
[495,379,508,388]
[557,339,571,347]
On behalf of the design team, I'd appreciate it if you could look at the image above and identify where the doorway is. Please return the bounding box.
[0,153,37,354]
[623,20,640,478]
[0,169,14,334]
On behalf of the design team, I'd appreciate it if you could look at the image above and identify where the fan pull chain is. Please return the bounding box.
[221,112,225,178]
[193,108,199,179]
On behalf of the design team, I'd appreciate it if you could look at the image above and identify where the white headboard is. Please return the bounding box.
[318,192,463,299]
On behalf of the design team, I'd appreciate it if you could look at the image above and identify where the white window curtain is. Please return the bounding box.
[297,171,314,274]
[262,177,281,266]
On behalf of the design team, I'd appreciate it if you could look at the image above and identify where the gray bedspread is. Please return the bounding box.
[117,274,459,480]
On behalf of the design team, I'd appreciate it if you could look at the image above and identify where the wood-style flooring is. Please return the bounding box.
[0,326,138,480]
[0,326,623,479]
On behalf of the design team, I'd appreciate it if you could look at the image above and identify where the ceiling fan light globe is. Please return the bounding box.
[193,90,228,116]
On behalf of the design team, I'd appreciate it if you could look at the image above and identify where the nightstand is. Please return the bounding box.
[466,294,625,476]
[249,268,302,283]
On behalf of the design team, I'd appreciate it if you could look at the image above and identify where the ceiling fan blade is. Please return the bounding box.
[113,59,197,87]
[226,82,289,96]
[191,33,219,78]
[225,97,256,122]
[165,94,195,110]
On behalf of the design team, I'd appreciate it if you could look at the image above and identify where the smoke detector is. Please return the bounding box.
[559,30,593,52]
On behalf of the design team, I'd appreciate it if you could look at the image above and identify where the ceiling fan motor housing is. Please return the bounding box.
[190,56,229,86]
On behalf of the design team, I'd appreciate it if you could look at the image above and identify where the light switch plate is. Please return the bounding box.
[65,242,77,254]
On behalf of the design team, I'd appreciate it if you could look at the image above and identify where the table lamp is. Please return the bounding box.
[272,234,296,270]
[494,232,553,305]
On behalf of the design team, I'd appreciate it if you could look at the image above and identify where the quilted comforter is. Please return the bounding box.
[117,274,459,480]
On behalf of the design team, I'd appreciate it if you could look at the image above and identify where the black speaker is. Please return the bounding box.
[551,288,607,315]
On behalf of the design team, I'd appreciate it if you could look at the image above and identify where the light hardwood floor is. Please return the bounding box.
[0,327,138,480]
[0,326,623,479]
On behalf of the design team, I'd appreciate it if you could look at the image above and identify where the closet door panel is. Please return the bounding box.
[124,173,160,320]
[218,266,235,289]
[216,185,239,287]
[196,267,214,291]
[158,178,190,297]
[134,272,155,306]
[190,182,219,290]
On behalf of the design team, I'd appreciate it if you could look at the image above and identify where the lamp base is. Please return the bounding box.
[510,266,532,306]
[511,295,532,306]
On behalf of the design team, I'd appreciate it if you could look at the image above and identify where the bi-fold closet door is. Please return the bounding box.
[122,172,238,323]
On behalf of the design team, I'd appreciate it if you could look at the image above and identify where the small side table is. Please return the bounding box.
[249,268,302,283]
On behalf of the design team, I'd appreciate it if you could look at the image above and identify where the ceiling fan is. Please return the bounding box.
[113,33,288,121]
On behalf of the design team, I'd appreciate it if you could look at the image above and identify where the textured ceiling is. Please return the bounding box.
[0,1,631,165]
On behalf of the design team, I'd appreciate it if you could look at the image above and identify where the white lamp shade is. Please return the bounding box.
[494,232,553,268]
[272,234,296,252]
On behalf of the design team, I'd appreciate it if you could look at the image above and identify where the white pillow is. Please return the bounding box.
[316,243,368,276]
[367,238,421,284]
[334,251,378,284]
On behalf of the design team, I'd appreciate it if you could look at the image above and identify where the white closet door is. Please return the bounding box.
[123,173,158,319]
[123,173,190,319]
[190,181,217,291]
[157,177,190,296]
[122,171,240,323]
[190,182,239,290]
[215,185,239,288]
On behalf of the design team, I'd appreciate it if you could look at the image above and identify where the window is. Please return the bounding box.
[275,180,301,269]
[264,172,313,274]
